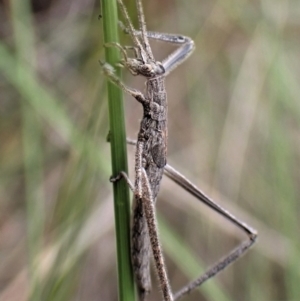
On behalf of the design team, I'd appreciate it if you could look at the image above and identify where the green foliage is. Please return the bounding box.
[101,1,135,300]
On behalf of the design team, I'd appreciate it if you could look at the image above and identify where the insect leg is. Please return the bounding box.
[132,141,173,301]
[104,42,129,63]
[109,141,144,198]
[112,140,173,300]
[116,0,149,63]
[119,22,195,75]
[104,43,143,75]
[140,168,173,301]
[125,138,256,233]
[163,164,257,301]
[110,141,152,300]
[110,171,135,192]
[100,61,148,105]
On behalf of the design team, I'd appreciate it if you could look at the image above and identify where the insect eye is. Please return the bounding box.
[177,35,185,42]
[142,64,151,71]
[156,62,165,74]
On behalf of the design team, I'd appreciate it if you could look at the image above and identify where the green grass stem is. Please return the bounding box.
[100,1,135,301]
[10,1,44,300]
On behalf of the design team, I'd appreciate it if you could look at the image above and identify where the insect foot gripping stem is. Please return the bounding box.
[110,171,135,192]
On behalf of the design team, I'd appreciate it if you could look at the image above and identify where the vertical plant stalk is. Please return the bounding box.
[101,1,135,301]
[10,0,45,300]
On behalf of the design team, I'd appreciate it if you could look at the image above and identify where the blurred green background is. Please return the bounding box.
[0,0,299,300]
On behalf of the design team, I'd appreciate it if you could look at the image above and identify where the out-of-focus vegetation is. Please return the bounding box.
[0,0,299,301]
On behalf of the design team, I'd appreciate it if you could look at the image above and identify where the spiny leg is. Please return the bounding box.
[117,0,194,73]
[104,42,140,75]
[123,139,256,299]
[135,0,154,60]
[140,168,173,301]
[111,154,256,298]
[111,140,173,301]
[104,42,129,63]
[110,171,134,192]
[116,0,148,63]
[110,163,152,300]
[163,165,257,300]
[118,22,195,76]
[116,0,141,49]
[135,141,172,301]
[109,159,152,301]
[100,61,148,105]
[125,138,256,237]
[164,165,256,236]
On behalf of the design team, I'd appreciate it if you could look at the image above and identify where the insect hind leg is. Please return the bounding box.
[163,165,257,300]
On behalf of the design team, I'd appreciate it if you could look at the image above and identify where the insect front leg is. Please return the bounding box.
[119,22,195,75]
[101,61,148,105]
[163,165,257,300]
[104,42,143,75]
